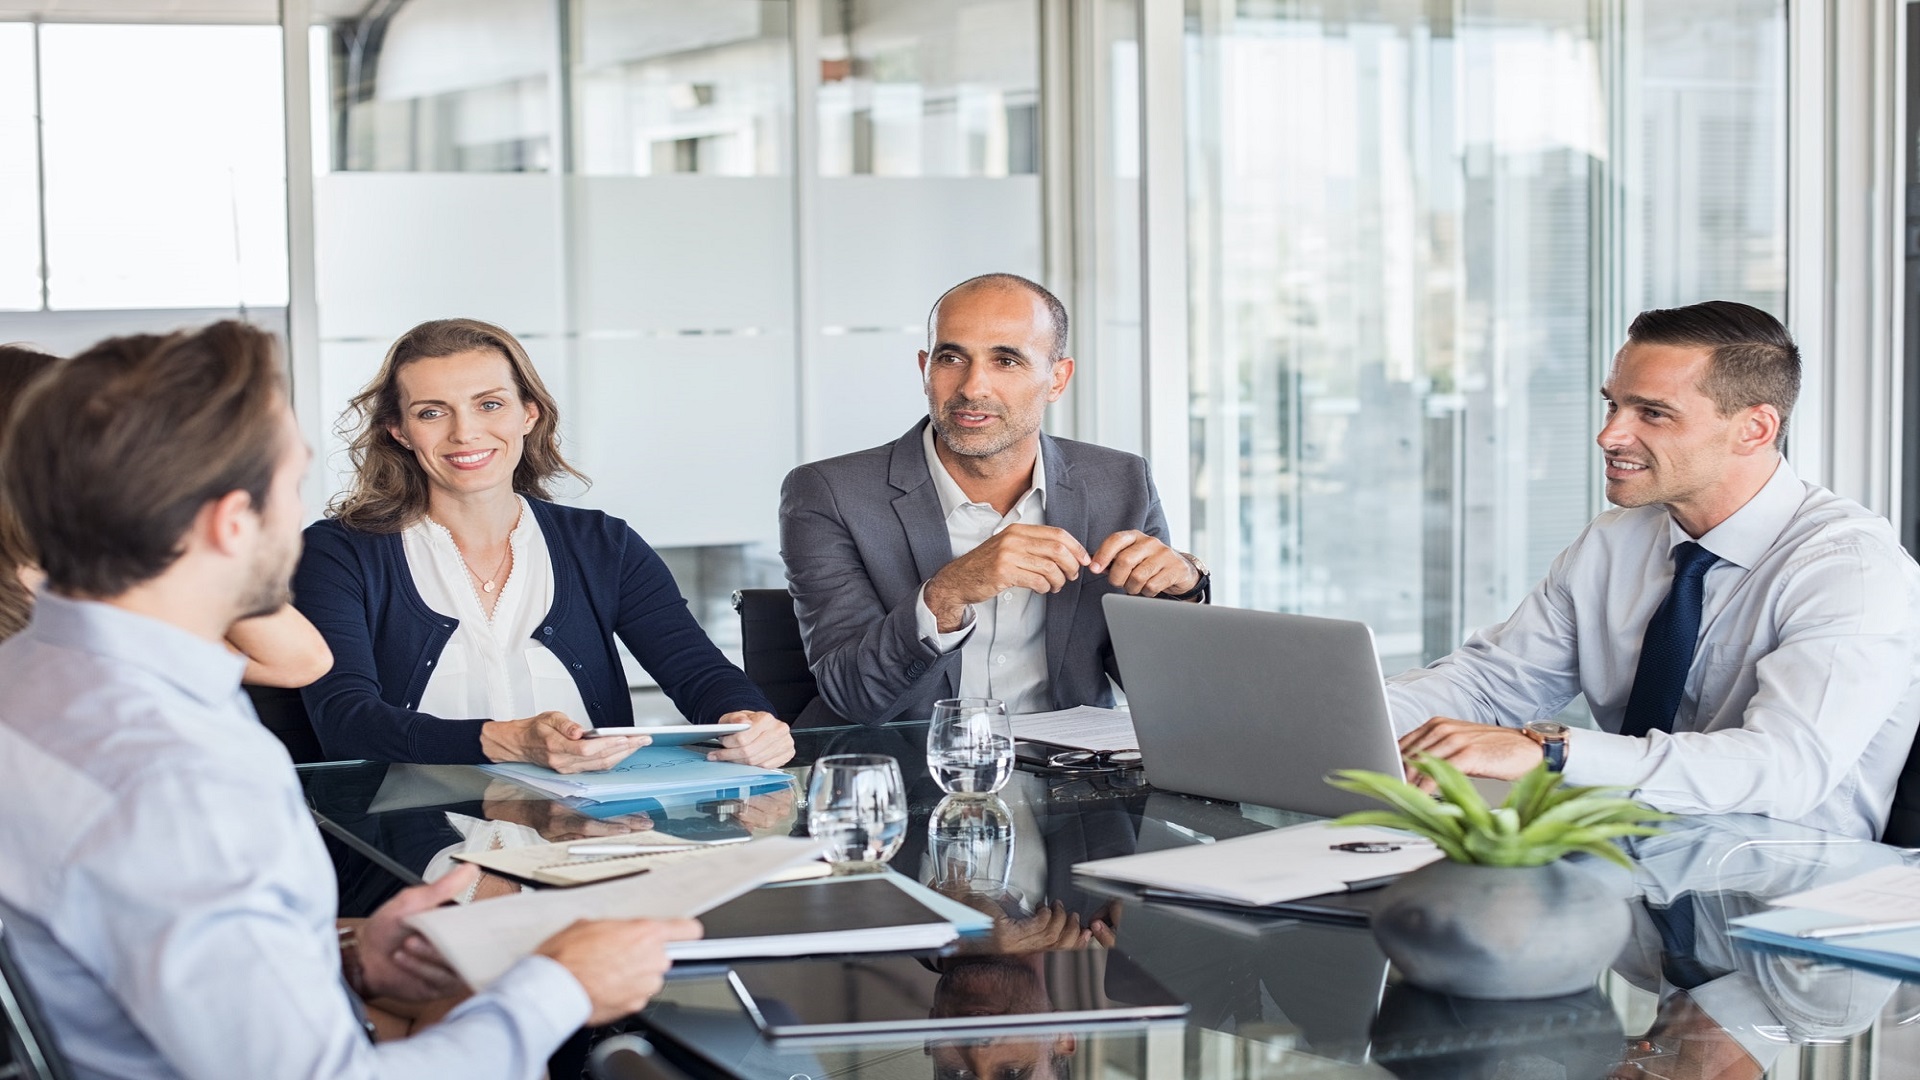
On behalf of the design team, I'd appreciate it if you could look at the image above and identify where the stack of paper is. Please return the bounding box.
[1074,821,1442,907]
[407,836,828,987]
[1730,865,1920,976]
[480,745,793,802]
[1010,706,1138,752]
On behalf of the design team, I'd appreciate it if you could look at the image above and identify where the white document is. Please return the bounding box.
[1772,865,1920,922]
[1010,706,1139,753]
[406,836,828,988]
[1073,821,1442,907]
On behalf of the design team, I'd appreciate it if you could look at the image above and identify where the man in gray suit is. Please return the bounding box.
[780,274,1208,726]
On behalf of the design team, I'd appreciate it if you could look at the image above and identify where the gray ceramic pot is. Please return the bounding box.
[1370,859,1630,1000]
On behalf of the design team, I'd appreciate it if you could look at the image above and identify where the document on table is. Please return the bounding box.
[453,832,830,887]
[1770,865,1920,921]
[1073,821,1442,907]
[406,836,828,988]
[1010,706,1138,753]
[479,745,793,802]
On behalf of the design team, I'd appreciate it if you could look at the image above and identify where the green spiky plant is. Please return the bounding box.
[1325,755,1670,869]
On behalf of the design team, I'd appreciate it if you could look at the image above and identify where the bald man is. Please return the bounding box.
[780,274,1208,726]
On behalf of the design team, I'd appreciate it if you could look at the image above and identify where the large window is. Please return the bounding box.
[0,23,288,314]
[1185,0,1786,677]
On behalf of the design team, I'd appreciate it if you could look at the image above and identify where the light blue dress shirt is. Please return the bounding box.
[0,594,591,1080]
[1388,459,1920,839]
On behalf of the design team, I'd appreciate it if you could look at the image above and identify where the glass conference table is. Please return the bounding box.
[299,721,1920,1080]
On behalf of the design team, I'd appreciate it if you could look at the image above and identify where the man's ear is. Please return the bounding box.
[199,489,259,558]
[1735,403,1781,456]
[1046,356,1075,402]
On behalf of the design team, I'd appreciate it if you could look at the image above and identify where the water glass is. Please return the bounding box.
[927,697,1014,796]
[805,754,908,871]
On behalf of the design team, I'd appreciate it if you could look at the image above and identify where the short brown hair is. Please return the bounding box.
[928,273,1070,362]
[329,318,585,533]
[0,344,63,637]
[0,323,285,598]
[1626,301,1801,447]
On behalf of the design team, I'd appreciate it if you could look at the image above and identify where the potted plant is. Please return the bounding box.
[1327,755,1669,1000]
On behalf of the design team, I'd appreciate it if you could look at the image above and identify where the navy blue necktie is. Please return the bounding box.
[1621,541,1719,738]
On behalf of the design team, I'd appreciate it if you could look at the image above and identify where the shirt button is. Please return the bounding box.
[425,660,433,667]
[995,655,1007,665]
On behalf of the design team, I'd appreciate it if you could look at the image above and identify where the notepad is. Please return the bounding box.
[452,832,831,887]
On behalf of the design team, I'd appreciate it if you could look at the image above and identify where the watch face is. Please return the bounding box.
[1529,721,1569,739]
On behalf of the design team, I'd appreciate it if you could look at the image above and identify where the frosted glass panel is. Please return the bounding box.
[812,176,1041,330]
[38,24,288,310]
[570,336,795,548]
[313,173,562,340]
[0,25,37,311]
[809,332,937,462]
[571,176,792,333]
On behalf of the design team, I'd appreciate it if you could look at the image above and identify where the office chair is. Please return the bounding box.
[731,589,825,723]
[0,921,74,1080]
[586,1034,692,1080]
[245,684,328,765]
[1882,732,1920,848]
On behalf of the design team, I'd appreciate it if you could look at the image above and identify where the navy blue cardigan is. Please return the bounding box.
[292,498,774,764]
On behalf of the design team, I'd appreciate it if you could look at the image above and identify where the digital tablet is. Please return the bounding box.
[582,723,750,744]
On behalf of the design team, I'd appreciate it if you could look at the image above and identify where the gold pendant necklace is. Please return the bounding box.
[472,543,512,594]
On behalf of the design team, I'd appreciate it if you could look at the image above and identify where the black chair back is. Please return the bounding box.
[732,588,823,723]
[0,921,74,1080]
[1883,733,1920,847]
[245,684,327,765]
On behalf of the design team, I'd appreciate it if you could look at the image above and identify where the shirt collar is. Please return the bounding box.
[23,591,247,708]
[1666,456,1803,571]
[921,422,1048,520]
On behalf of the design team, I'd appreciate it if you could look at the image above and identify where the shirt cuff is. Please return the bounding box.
[1560,727,1655,788]
[456,953,593,1042]
[916,583,975,651]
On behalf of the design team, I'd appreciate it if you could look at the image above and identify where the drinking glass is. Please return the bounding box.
[927,697,1014,796]
[805,754,908,871]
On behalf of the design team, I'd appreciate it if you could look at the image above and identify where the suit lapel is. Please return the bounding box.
[1041,433,1084,697]
[890,420,954,584]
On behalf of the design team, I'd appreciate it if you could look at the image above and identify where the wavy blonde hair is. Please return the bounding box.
[329,319,586,533]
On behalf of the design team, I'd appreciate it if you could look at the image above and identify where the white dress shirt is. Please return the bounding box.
[913,424,1053,714]
[403,496,593,725]
[0,594,589,1080]
[1387,458,1920,839]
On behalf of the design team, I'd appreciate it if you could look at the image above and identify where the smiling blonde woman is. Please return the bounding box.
[293,318,793,771]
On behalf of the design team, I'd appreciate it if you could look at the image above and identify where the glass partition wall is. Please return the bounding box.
[1184,0,1787,676]
[307,0,1044,687]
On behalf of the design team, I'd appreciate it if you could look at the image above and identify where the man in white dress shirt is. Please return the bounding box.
[781,274,1208,725]
[0,323,699,1079]
[1391,301,1920,839]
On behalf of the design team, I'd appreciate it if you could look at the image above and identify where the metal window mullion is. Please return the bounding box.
[1138,0,1192,545]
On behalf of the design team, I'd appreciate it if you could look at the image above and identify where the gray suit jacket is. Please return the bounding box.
[779,419,1174,726]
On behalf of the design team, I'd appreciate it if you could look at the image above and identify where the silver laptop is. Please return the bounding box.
[1103,594,1404,817]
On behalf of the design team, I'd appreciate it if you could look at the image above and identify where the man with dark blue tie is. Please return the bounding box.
[1389,301,1920,839]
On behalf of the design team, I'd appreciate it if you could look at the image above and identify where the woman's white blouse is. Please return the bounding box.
[402,496,594,725]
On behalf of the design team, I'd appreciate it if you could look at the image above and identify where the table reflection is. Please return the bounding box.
[298,722,1920,1079]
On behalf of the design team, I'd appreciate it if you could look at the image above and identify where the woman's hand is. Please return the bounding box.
[707,711,795,768]
[480,711,648,773]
